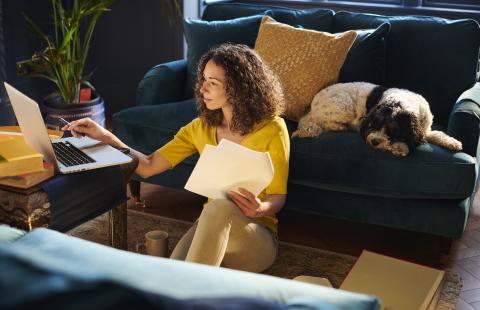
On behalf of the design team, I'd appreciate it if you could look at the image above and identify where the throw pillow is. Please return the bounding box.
[339,22,391,85]
[254,16,357,121]
[183,14,269,98]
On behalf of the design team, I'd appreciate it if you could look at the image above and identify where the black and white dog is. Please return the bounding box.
[292,82,462,156]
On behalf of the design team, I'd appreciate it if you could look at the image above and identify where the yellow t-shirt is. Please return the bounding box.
[156,116,290,234]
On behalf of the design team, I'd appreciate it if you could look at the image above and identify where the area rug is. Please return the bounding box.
[68,209,461,309]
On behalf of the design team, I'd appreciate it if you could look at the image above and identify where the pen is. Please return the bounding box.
[58,117,85,137]
[58,117,70,127]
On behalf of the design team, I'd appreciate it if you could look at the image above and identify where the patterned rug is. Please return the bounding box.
[68,209,462,309]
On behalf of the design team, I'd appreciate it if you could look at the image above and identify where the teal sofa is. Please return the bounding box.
[0,226,379,309]
[112,2,480,244]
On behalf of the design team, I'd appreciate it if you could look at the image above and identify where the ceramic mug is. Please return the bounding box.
[136,230,169,257]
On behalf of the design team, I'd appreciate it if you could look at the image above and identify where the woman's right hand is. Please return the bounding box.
[61,117,113,144]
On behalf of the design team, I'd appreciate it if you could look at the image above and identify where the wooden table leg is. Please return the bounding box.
[130,180,146,208]
[106,149,138,250]
[108,201,127,250]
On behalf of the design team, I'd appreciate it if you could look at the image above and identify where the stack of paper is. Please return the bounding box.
[185,139,274,199]
[340,250,445,310]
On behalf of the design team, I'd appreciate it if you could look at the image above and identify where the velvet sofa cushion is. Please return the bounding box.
[286,183,470,238]
[183,14,268,99]
[333,11,480,127]
[338,23,390,85]
[285,119,476,200]
[6,228,379,310]
[0,243,332,310]
[255,16,357,121]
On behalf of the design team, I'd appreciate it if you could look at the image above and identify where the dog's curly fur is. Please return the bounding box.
[292,82,462,156]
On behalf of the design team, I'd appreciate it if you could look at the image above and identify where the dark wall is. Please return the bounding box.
[2,0,53,125]
[87,0,183,117]
[0,0,13,125]
[1,0,183,126]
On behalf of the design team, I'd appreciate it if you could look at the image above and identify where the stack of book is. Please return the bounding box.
[0,137,54,188]
[0,162,54,189]
[340,250,445,310]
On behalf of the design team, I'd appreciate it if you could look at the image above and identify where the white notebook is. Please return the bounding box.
[184,139,274,199]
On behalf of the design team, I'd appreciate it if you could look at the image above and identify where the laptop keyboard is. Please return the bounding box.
[52,141,96,167]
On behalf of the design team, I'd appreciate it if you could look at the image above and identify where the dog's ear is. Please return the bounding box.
[395,111,426,148]
[360,105,381,141]
[359,115,370,141]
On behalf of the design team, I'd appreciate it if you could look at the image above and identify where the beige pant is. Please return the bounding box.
[170,199,278,272]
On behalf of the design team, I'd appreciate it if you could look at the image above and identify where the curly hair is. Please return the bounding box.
[195,43,285,135]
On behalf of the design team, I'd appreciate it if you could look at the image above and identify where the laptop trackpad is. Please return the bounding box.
[83,145,131,163]
[57,136,103,149]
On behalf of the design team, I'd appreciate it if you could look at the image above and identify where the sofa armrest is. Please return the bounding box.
[0,225,25,244]
[136,59,188,106]
[7,228,380,310]
[447,82,480,157]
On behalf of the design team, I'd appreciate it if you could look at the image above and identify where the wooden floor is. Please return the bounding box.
[127,183,480,309]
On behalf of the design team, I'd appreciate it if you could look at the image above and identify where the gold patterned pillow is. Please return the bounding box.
[255,16,357,121]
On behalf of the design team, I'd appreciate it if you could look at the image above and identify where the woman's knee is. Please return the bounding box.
[222,228,278,272]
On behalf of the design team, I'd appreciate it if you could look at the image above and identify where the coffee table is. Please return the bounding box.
[0,151,138,250]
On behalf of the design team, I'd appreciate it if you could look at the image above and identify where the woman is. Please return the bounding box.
[64,43,290,272]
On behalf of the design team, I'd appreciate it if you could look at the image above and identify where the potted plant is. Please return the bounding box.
[16,0,115,131]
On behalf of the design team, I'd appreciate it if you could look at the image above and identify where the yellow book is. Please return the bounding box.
[0,162,54,188]
[0,139,44,177]
[340,250,445,310]
[0,126,63,140]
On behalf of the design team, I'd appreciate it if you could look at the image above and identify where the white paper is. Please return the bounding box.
[184,139,274,199]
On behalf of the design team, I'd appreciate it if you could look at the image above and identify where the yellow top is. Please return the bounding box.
[156,116,290,233]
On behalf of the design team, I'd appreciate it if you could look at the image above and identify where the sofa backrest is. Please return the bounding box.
[332,11,480,127]
[201,3,480,127]
[203,3,335,31]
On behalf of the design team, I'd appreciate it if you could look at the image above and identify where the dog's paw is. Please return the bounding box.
[292,125,322,138]
[390,143,409,157]
[292,130,314,138]
[450,139,462,152]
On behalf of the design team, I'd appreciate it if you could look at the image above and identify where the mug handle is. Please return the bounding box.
[136,242,146,254]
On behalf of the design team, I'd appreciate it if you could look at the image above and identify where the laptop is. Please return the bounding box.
[5,82,132,174]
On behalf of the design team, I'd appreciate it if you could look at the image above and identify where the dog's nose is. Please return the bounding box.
[371,139,381,146]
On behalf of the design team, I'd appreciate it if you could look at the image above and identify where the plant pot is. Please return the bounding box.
[43,93,106,135]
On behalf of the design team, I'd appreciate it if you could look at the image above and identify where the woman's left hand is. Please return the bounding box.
[228,187,265,218]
